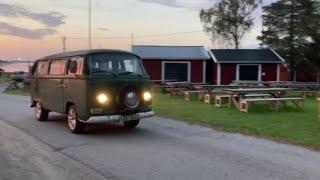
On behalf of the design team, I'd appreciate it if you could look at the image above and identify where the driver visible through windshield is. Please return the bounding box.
[88,53,145,76]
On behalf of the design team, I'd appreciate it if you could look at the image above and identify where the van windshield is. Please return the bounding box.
[88,53,145,76]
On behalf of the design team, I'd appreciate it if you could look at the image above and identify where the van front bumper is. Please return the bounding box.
[84,111,155,124]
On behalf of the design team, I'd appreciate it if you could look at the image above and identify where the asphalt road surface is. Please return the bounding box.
[1,85,320,180]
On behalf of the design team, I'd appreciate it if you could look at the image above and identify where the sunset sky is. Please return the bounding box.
[0,0,268,60]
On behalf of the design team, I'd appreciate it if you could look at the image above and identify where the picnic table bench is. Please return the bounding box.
[152,85,173,93]
[289,90,320,98]
[214,93,272,107]
[223,87,304,112]
[167,87,187,96]
[184,90,206,101]
[240,97,304,113]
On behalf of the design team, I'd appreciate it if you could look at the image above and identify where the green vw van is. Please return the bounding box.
[30,49,154,133]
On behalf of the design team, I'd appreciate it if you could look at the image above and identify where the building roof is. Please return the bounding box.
[39,49,136,60]
[132,45,211,60]
[210,49,284,63]
[0,68,4,72]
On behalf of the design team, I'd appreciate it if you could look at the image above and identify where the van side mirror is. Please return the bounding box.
[69,61,77,74]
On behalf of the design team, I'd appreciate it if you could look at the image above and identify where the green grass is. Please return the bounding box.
[3,87,30,96]
[153,93,320,150]
[0,77,11,83]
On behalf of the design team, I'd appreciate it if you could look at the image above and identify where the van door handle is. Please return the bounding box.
[58,80,64,88]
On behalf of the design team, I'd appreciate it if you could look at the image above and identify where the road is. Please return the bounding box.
[1,85,320,180]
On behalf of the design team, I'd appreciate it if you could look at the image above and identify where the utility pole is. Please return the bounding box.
[88,0,92,49]
[61,36,66,52]
[260,0,264,49]
[131,33,134,51]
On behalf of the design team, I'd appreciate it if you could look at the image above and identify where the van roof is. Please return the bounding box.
[39,49,137,60]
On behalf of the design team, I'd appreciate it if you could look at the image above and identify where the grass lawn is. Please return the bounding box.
[3,87,30,96]
[153,93,320,150]
[0,76,11,83]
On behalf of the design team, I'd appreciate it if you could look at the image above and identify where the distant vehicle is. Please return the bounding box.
[30,49,154,133]
[11,71,28,82]
[0,68,4,76]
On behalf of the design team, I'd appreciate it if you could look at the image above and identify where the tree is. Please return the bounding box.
[305,2,320,69]
[200,0,259,49]
[258,0,320,80]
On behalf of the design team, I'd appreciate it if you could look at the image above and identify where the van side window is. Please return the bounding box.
[49,60,67,76]
[68,57,83,76]
[35,61,50,76]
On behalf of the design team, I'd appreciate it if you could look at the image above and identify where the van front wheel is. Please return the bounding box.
[35,102,49,121]
[67,106,86,134]
[123,120,140,128]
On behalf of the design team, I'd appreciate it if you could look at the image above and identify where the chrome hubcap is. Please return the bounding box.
[68,109,77,130]
[35,102,41,119]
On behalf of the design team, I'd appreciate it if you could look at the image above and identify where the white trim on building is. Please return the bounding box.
[270,49,286,62]
[208,50,218,63]
[217,63,221,85]
[276,64,280,82]
[202,61,206,83]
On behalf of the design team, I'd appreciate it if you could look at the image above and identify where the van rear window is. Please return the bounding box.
[35,61,50,76]
[49,60,67,76]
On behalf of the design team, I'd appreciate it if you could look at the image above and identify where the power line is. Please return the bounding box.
[135,30,203,38]
[60,30,204,52]
[67,30,203,40]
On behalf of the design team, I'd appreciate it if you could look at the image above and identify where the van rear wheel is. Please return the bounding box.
[123,120,140,128]
[67,106,86,134]
[35,102,49,121]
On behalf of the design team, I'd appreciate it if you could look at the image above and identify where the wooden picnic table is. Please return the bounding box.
[276,83,320,89]
[151,79,176,83]
[166,81,188,84]
[232,81,299,88]
[224,87,293,93]
[166,81,189,86]
[192,84,247,91]
[189,83,210,86]
[152,85,173,90]
[224,87,295,111]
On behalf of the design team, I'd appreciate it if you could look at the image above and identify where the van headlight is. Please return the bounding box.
[143,91,152,101]
[97,93,108,104]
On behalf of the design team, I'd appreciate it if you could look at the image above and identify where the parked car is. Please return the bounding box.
[11,71,28,82]
[0,68,4,76]
[30,49,154,133]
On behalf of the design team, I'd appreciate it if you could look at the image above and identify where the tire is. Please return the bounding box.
[123,120,140,128]
[35,102,49,121]
[67,105,86,134]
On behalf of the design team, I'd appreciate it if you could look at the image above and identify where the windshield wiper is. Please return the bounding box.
[91,70,117,77]
[117,71,142,77]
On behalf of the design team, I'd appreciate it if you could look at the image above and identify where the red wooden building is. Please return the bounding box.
[133,46,287,84]
[209,49,287,85]
[132,45,211,83]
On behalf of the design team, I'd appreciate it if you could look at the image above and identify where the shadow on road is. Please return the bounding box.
[47,113,150,136]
